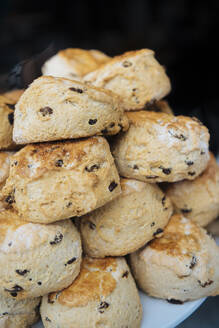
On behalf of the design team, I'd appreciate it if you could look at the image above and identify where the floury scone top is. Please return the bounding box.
[2,137,121,223]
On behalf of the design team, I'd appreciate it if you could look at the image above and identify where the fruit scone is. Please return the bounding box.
[42,48,111,80]
[1,137,121,223]
[40,257,142,328]
[112,111,210,183]
[84,49,171,111]
[80,178,172,257]
[13,76,128,144]
[0,294,40,328]
[166,153,219,227]
[0,95,16,150]
[130,214,219,302]
[0,151,14,210]
[0,210,81,299]
[0,91,24,150]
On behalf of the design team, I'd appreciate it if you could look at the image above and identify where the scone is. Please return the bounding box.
[0,95,15,149]
[40,257,142,328]
[0,294,40,328]
[13,76,129,144]
[84,49,171,111]
[166,153,219,226]
[1,137,121,223]
[145,99,173,114]
[112,111,210,183]
[130,214,219,302]
[0,151,14,210]
[42,48,110,80]
[207,219,219,236]
[0,210,81,299]
[3,89,24,103]
[80,178,173,257]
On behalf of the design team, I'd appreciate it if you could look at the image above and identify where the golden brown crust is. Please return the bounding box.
[150,214,201,256]
[42,48,110,80]
[112,111,210,183]
[2,137,121,223]
[84,49,171,111]
[99,49,154,65]
[49,257,117,307]
[59,48,110,75]
[10,138,99,180]
[130,213,219,301]
[0,211,26,246]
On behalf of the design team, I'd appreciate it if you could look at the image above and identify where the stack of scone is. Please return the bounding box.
[0,48,219,328]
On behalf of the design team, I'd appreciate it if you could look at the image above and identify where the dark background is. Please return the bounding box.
[0,0,218,152]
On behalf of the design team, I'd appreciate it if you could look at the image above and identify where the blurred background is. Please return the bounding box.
[0,0,218,153]
[0,0,219,326]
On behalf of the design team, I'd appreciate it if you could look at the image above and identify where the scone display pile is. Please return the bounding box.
[0,48,219,328]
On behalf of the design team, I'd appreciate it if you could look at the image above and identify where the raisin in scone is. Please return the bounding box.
[41,257,142,328]
[84,49,171,111]
[166,153,219,226]
[1,137,121,223]
[0,151,14,210]
[0,95,15,150]
[13,76,128,144]
[0,211,81,299]
[80,178,172,257]
[42,48,110,80]
[112,111,210,183]
[130,214,219,302]
[0,294,40,328]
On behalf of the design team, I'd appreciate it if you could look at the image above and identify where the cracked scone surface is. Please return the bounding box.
[130,214,219,302]
[13,76,128,144]
[84,49,171,111]
[42,48,110,80]
[80,178,172,257]
[166,153,219,226]
[41,257,142,328]
[0,95,16,150]
[0,210,81,299]
[0,151,15,210]
[0,294,40,328]
[112,111,210,183]
[2,137,121,223]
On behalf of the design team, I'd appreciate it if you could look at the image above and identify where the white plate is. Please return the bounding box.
[32,295,205,328]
